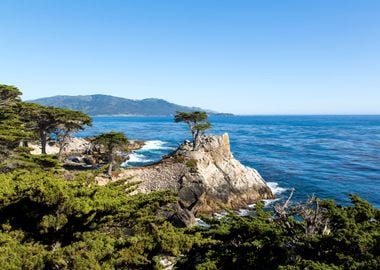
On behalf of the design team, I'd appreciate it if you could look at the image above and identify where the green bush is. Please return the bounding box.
[178,196,380,270]
[0,170,200,269]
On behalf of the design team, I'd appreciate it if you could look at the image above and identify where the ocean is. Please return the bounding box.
[78,115,380,208]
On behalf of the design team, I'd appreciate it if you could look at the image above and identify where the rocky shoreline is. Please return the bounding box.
[30,133,275,225]
[97,133,274,223]
[29,137,145,170]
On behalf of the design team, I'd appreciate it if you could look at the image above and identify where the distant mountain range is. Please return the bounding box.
[29,94,220,116]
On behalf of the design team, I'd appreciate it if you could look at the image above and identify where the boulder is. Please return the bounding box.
[157,202,196,228]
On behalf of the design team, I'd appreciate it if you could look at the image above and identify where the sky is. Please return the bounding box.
[1,0,379,115]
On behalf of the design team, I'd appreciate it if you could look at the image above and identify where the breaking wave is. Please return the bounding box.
[122,140,174,167]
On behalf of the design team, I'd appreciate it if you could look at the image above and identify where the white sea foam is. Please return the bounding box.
[267,182,287,195]
[140,140,174,151]
[122,153,153,166]
[129,153,152,163]
[263,198,281,207]
[262,182,288,207]
[122,140,173,166]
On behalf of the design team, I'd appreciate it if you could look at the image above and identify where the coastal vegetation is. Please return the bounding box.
[93,131,129,177]
[20,103,92,156]
[0,84,379,269]
[179,195,380,269]
[0,85,35,160]
[174,111,212,150]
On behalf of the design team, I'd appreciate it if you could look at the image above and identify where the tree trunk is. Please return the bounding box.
[190,124,198,150]
[40,129,47,154]
[20,140,28,147]
[108,151,114,177]
[58,133,69,161]
[193,130,200,151]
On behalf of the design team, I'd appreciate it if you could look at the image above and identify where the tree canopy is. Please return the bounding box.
[53,108,92,159]
[0,85,92,171]
[0,84,22,107]
[20,103,92,155]
[178,195,380,270]
[174,111,212,150]
[0,170,199,269]
[0,85,29,161]
[93,132,129,177]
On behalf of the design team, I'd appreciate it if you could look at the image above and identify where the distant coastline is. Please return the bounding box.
[92,113,235,117]
[28,94,220,116]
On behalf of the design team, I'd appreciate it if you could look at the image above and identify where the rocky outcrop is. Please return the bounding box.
[30,138,145,170]
[30,138,145,156]
[116,133,274,215]
[29,137,92,156]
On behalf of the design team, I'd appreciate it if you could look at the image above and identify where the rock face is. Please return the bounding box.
[118,133,274,215]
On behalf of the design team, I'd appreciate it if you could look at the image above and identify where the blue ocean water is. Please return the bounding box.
[78,115,380,207]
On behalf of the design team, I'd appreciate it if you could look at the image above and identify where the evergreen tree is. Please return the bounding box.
[174,111,211,150]
[0,85,29,161]
[93,132,129,177]
[178,196,380,270]
[0,170,199,269]
[53,108,92,159]
[20,103,58,154]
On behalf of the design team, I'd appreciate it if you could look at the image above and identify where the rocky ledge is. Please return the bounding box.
[113,133,274,216]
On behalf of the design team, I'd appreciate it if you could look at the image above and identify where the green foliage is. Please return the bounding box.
[0,170,200,269]
[0,85,30,161]
[21,103,92,155]
[0,84,22,106]
[175,111,208,123]
[174,111,212,150]
[178,196,380,270]
[53,108,92,158]
[93,131,128,150]
[21,102,57,137]
[0,84,92,165]
[1,152,61,172]
[93,131,129,176]
[0,230,46,269]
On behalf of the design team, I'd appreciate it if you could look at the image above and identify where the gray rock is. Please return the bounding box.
[158,202,196,228]
[118,133,274,215]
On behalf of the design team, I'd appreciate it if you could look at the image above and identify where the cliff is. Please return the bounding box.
[112,133,274,215]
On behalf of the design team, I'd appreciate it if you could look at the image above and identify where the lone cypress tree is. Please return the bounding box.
[174,111,211,150]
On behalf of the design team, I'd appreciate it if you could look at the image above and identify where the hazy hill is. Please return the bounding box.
[29,95,215,116]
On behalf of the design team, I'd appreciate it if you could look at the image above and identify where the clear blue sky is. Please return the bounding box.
[1,0,379,114]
